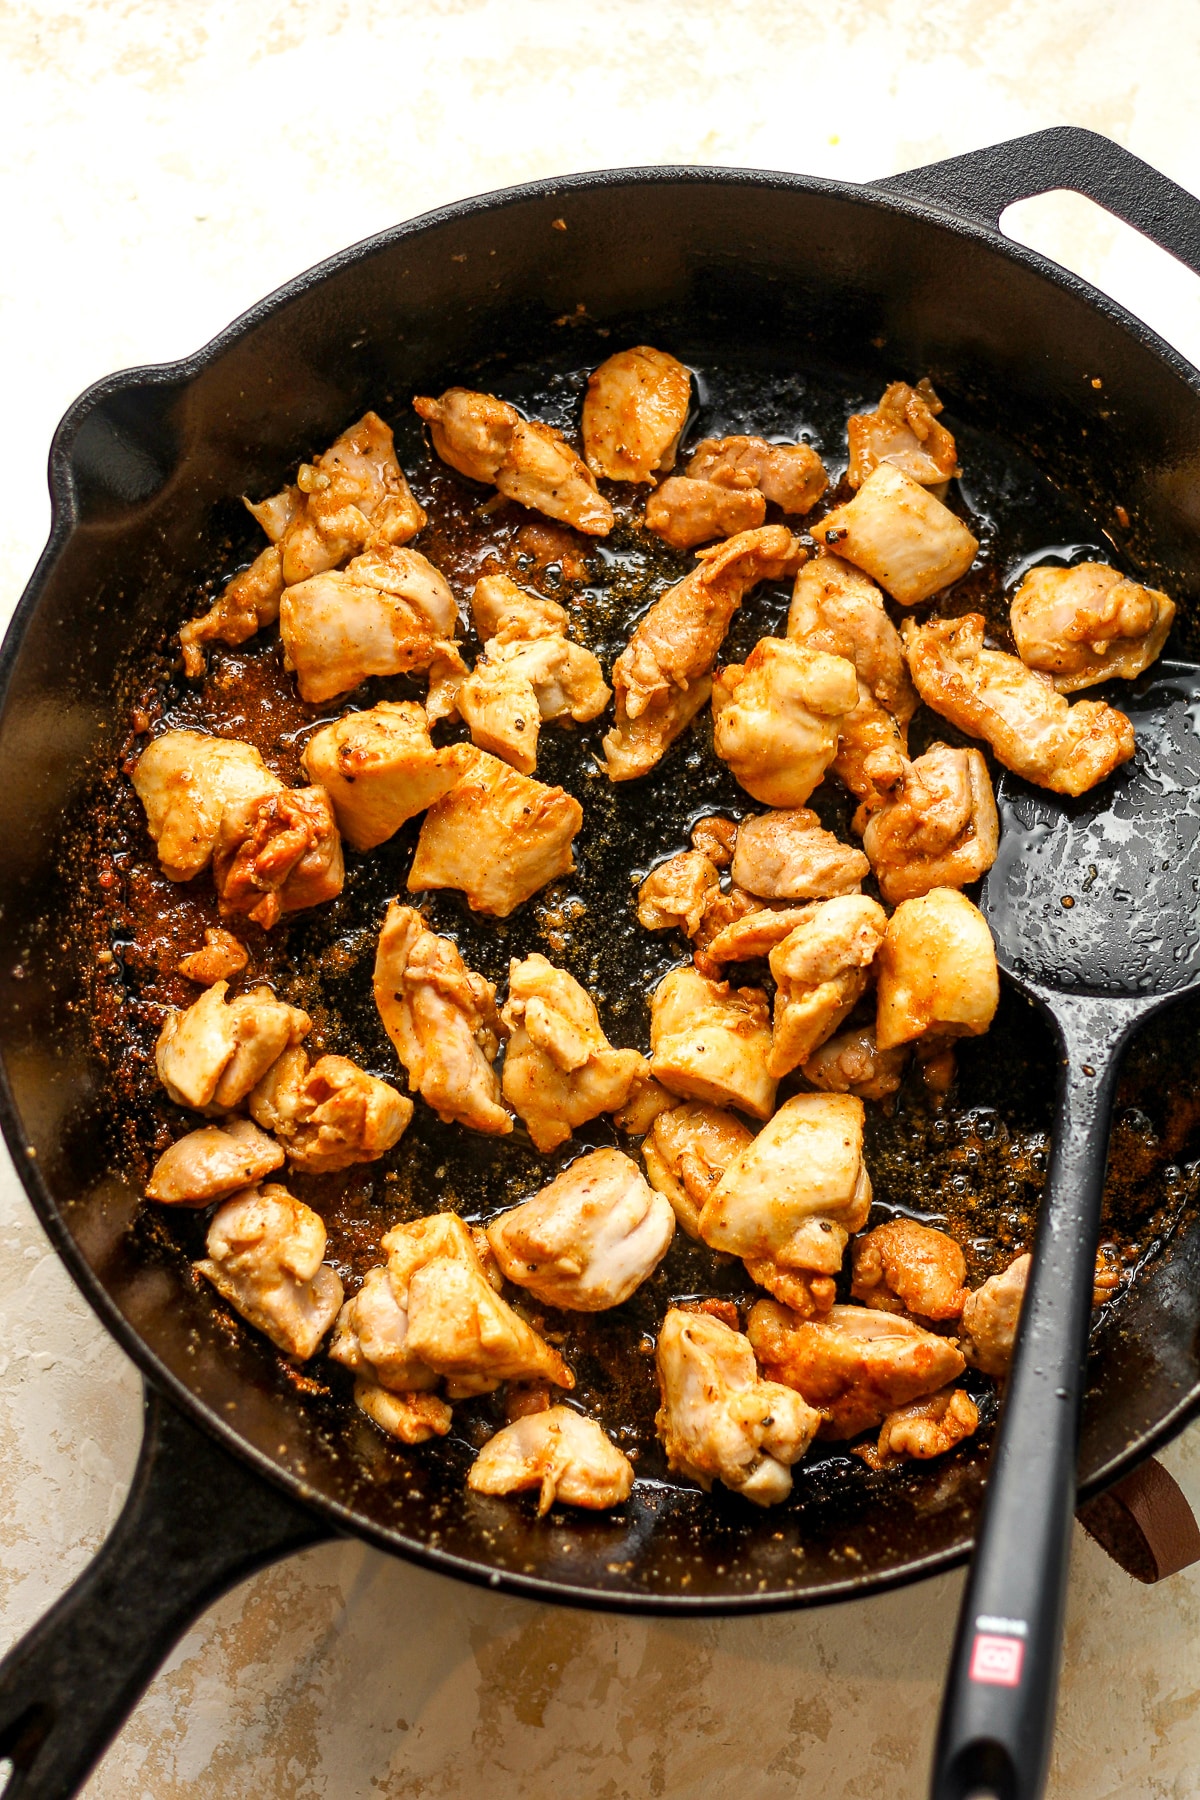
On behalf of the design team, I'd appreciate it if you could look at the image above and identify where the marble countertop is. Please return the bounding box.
[3,2,1200,1794]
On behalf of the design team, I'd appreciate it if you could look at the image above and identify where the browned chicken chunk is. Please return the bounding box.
[279,543,460,705]
[804,1026,909,1101]
[212,785,344,930]
[861,744,999,905]
[641,1102,754,1239]
[407,747,582,917]
[814,464,978,606]
[688,435,828,513]
[847,379,959,489]
[470,572,569,642]
[195,1184,344,1359]
[1010,562,1175,692]
[636,851,721,936]
[850,1218,968,1322]
[612,1075,678,1136]
[875,888,1000,1052]
[649,968,776,1120]
[354,1383,453,1444]
[699,905,816,968]
[133,730,283,882]
[179,544,291,681]
[176,927,248,986]
[156,981,311,1115]
[712,638,859,808]
[768,895,889,1077]
[145,1117,284,1205]
[405,1256,573,1397]
[457,632,610,774]
[302,702,466,850]
[865,1387,979,1466]
[582,346,691,482]
[414,387,613,535]
[731,807,869,900]
[644,476,765,550]
[499,955,647,1152]
[248,1047,411,1172]
[959,1253,1030,1377]
[329,1214,479,1395]
[691,815,738,867]
[469,1408,634,1514]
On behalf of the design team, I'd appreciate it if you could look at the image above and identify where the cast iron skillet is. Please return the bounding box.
[1,127,1200,1800]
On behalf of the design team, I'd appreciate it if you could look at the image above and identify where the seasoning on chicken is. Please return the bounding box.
[861,744,999,905]
[865,1387,979,1467]
[179,545,290,681]
[747,1301,966,1438]
[813,464,978,606]
[689,435,828,514]
[499,956,648,1153]
[145,1117,285,1205]
[414,387,613,535]
[248,1047,411,1172]
[354,1383,453,1444]
[655,1307,821,1505]
[804,1026,909,1101]
[457,632,610,775]
[767,895,889,1077]
[699,1092,871,1274]
[581,346,692,482]
[645,477,765,551]
[712,639,859,808]
[641,1102,754,1239]
[847,379,959,489]
[302,702,466,850]
[959,1252,1030,1377]
[649,967,776,1120]
[744,1264,838,1319]
[612,1074,678,1137]
[730,807,870,901]
[372,902,511,1134]
[903,612,1136,796]
[469,1408,634,1514]
[603,525,804,781]
[133,730,284,882]
[156,981,311,1115]
[875,888,999,1052]
[488,1147,674,1310]
[176,927,248,986]
[194,1184,344,1359]
[699,905,816,968]
[1010,562,1175,692]
[471,572,569,643]
[850,1218,968,1322]
[690,815,737,868]
[279,542,461,706]
[405,1256,573,1396]
[330,1214,483,1395]
[407,747,583,917]
[637,851,721,936]
[212,785,344,930]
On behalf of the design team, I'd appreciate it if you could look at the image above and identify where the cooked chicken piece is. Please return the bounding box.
[469,1407,634,1514]
[850,1218,968,1322]
[865,1387,979,1466]
[699,905,816,967]
[645,477,765,550]
[488,1147,674,1310]
[380,1211,505,1297]
[176,928,248,986]
[637,851,721,936]
[699,1092,870,1274]
[405,1255,573,1397]
[279,543,460,705]
[804,1026,909,1101]
[688,436,829,513]
[959,1253,1030,1377]
[642,1102,755,1239]
[470,572,568,643]
[156,981,311,1115]
[194,1184,344,1359]
[407,747,582,917]
[354,1382,453,1444]
[1010,562,1175,693]
[847,379,959,489]
[612,1074,678,1136]
[499,956,647,1152]
[712,639,859,807]
[747,1301,966,1439]
[212,785,344,931]
[768,895,889,1077]
[649,967,776,1120]
[730,807,869,901]
[248,1047,411,1173]
[655,1307,821,1505]
[743,1263,837,1318]
[179,544,289,680]
[875,888,999,1051]
[862,744,999,905]
[145,1117,284,1205]
[689,885,769,960]
[424,642,470,726]
[301,702,466,851]
[690,815,737,867]
[603,525,804,781]
[372,902,510,1134]
[414,387,613,536]
[330,1264,440,1394]
[814,464,978,606]
[582,346,692,482]
[133,731,284,882]
[457,634,610,774]
[903,612,1136,796]
[1093,1241,1123,1307]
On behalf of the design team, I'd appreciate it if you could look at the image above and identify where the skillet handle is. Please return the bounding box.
[0,1382,333,1800]
[876,125,1200,278]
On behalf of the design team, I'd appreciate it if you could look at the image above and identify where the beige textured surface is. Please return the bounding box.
[3,2,1200,1794]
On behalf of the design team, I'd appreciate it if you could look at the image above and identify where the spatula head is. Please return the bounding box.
[979,662,1200,1001]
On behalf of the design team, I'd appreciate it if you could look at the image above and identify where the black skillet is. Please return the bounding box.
[2,128,1200,1800]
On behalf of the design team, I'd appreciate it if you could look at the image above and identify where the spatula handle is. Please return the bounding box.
[930,999,1132,1800]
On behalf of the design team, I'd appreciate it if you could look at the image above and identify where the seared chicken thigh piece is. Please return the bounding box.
[603,525,804,781]
[156,981,311,1115]
[133,731,283,882]
[612,1074,678,1136]
[867,1387,979,1466]
[850,1219,968,1322]
[645,476,765,550]
[712,639,859,808]
[195,1184,343,1360]
[814,464,978,605]
[407,748,582,917]
[458,633,610,775]
[649,968,776,1120]
[373,903,511,1134]
[875,888,999,1052]
[470,573,569,644]
[862,744,999,905]
[637,851,721,936]
[405,1256,573,1396]
[582,346,691,482]
[767,895,888,1077]
[354,1383,453,1444]
[179,544,291,680]
[804,1025,909,1101]
[699,905,817,968]
[302,702,466,850]
[847,379,958,489]
[212,785,344,930]
[177,928,248,987]
[903,612,1136,796]
[691,815,737,867]
[688,435,829,514]
[655,1307,821,1505]
[279,543,460,705]
[329,1213,483,1394]
[747,1301,966,1439]
[1010,562,1175,692]
[414,387,613,535]
[731,807,869,900]
[641,1102,754,1239]
[469,1408,634,1514]
[145,1117,284,1205]
[488,1148,674,1310]
[248,1047,412,1172]
[959,1253,1030,1377]
[499,955,647,1152]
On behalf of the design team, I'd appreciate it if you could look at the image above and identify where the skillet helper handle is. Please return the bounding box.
[0,1382,332,1800]
[930,1014,1125,1800]
[876,125,1200,278]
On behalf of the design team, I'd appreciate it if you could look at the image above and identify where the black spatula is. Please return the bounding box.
[930,660,1200,1800]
